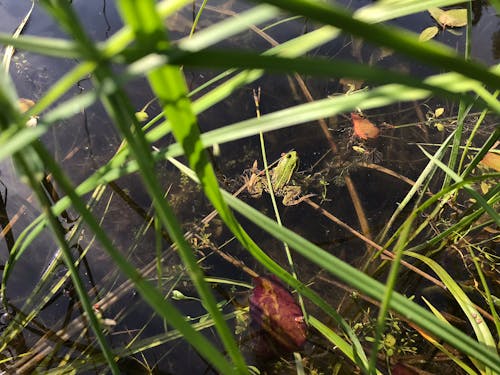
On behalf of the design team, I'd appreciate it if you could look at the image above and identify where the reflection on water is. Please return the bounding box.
[0,1,498,373]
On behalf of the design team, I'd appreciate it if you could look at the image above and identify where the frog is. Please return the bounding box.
[244,151,311,206]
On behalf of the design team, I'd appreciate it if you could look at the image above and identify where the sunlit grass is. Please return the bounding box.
[0,0,498,373]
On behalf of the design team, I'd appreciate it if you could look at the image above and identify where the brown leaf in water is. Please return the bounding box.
[351,113,380,140]
[18,98,35,113]
[480,152,500,172]
[249,276,306,352]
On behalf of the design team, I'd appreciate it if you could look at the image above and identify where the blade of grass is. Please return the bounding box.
[377,130,455,246]
[309,316,375,374]
[222,193,500,372]
[188,0,209,38]
[138,48,478,104]
[36,1,241,372]
[250,0,500,89]
[355,0,472,21]
[421,297,481,375]
[114,0,247,371]
[368,218,414,374]
[0,33,81,58]
[464,236,500,339]
[462,125,500,178]
[0,86,120,374]
[405,251,497,374]
[459,92,498,175]
[418,145,499,224]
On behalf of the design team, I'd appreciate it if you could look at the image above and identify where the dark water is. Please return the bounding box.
[0,1,498,373]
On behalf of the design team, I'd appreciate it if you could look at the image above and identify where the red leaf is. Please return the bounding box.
[351,113,380,140]
[249,276,307,352]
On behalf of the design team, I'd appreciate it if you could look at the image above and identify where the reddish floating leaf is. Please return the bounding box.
[249,276,306,352]
[351,113,380,140]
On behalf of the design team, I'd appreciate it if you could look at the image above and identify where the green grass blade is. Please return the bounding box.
[0,215,44,308]
[405,251,497,373]
[309,316,376,374]
[421,297,481,375]
[378,131,455,245]
[251,0,500,89]
[222,192,500,372]
[418,145,499,224]
[35,1,241,372]
[368,219,413,373]
[115,1,247,371]
[0,33,81,58]
[488,0,500,14]
[355,0,472,21]
[0,80,119,373]
[154,48,475,101]
[462,126,500,178]
[183,4,279,48]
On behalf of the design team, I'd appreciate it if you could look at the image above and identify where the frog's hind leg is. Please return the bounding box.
[282,193,316,206]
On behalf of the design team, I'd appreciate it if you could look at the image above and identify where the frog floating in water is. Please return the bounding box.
[244,151,312,206]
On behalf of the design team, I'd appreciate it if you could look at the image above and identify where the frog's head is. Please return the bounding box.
[282,151,298,163]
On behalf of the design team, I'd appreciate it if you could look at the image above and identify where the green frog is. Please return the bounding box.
[245,151,310,206]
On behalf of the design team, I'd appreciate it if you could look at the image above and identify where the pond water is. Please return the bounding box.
[0,1,498,374]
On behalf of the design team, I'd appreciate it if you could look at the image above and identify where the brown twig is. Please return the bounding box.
[303,197,444,287]
[359,162,418,188]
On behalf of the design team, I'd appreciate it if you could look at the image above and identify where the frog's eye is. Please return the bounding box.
[286,153,292,159]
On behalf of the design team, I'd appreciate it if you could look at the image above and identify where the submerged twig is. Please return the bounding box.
[303,197,495,323]
[303,197,443,288]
